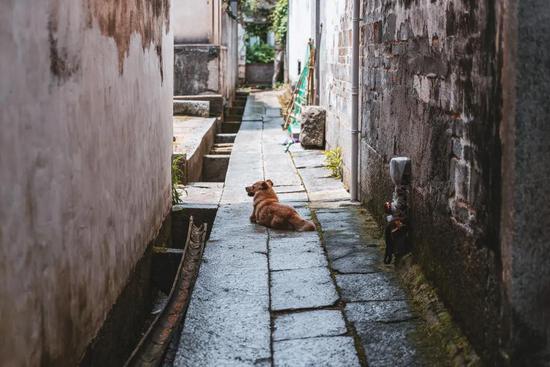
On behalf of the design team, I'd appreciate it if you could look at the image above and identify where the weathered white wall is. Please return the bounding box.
[222,6,239,103]
[318,0,353,187]
[173,0,238,102]
[173,0,213,43]
[238,23,247,82]
[287,0,315,84]
[0,1,173,366]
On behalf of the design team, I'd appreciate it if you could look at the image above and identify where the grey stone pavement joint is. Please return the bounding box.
[175,91,446,367]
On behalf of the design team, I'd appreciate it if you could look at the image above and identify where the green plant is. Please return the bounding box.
[246,42,275,64]
[172,155,186,204]
[324,147,343,179]
[271,0,288,44]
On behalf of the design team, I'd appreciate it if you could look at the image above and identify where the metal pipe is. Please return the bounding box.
[314,0,321,105]
[351,0,360,202]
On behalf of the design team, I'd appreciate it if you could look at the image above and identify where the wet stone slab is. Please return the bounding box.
[336,273,408,302]
[271,267,339,311]
[322,230,380,250]
[315,209,379,234]
[273,336,361,367]
[329,246,381,273]
[273,310,347,341]
[345,301,415,323]
[354,320,422,367]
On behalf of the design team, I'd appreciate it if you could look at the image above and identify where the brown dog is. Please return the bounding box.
[245,180,316,231]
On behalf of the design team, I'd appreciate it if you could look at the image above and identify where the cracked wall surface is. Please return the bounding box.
[0,0,173,365]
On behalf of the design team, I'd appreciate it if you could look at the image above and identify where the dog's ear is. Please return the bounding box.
[266,179,274,187]
[261,181,269,190]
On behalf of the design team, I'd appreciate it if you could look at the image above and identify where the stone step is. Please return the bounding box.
[221,122,241,134]
[202,155,230,182]
[210,148,233,155]
[215,133,237,144]
[224,114,242,122]
[213,143,234,149]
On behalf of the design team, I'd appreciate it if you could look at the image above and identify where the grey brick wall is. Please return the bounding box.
[358,1,503,364]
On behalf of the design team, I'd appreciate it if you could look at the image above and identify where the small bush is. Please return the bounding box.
[324,147,343,179]
[246,42,275,64]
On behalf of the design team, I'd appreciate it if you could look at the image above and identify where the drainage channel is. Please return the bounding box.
[129,92,248,367]
[155,92,247,366]
[81,92,248,367]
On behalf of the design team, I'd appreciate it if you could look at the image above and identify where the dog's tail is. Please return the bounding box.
[288,213,316,232]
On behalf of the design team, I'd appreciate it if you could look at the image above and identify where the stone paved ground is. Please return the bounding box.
[173,91,447,367]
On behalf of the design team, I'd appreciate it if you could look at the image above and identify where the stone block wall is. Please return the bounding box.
[0,1,173,365]
[318,0,354,187]
[358,0,503,363]
[293,0,550,363]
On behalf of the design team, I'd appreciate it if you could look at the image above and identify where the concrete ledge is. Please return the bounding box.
[174,95,224,117]
[173,100,210,117]
[173,116,219,183]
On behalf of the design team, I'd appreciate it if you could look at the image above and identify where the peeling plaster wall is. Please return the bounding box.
[358,0,502,363]
[0,1,173,366]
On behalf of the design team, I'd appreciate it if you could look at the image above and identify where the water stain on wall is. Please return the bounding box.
[48,1,81,81]
[49,0,170,82]
[87,0,170,77]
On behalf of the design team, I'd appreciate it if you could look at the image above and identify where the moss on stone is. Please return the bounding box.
[395,255,483,367]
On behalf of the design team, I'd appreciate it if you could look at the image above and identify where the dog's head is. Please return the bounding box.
[245,179,274,197]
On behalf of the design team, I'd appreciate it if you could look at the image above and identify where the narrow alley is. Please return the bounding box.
[1,1,549,367]
[171,91,455,366]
